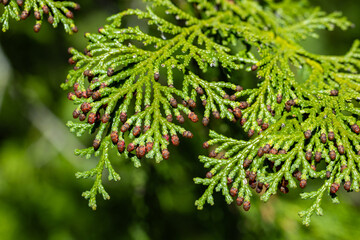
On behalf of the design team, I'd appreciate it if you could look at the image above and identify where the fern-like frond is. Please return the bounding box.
[194,0,360,226]
[62,0,257,209]
[0,0,79,33]
[62,0,360,222]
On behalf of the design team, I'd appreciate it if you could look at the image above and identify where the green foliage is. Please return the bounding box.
[0,0,79,33]
[62,0,360,224]
[193,0,360,226]
[62,0,256,210]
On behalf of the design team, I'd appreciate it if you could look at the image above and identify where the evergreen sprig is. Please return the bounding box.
[62,0,360,224]
[62,0,257,210]
[194,0,360,226]
[0,0,79,33]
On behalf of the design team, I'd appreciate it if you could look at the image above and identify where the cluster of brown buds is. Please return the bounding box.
[9,0,80,33]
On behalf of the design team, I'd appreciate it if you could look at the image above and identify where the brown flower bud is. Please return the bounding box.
[187,99,196,108]
[276,94,282,103]
[74,90,82,98]
[48,16,55,25]
[243,158,252,169]
[209,150,217,158]
[212,111,220,119]
[121,123,130,132]
[257,147,264,157]
[338,145,345,155]
[236,197,244,206]
[81,102,92,113]
[182,131,193,138]
[304,130,312,139]
[169,98,178,108]
[20,10,29,20]
[120,112,127,123]
[240,118,247,126]
[351,124,360,134]
[101,113,110,123]
[230,187,238,197]
[202,99,207,106]
[162,149,170,160]
[330,89,339,96]
[93,139,100,150]
[111,131,118,144]
[239,101,249,109]
[279,149,287,154]
[136,145,146,159]
[249,172,257,182]
[344,181,351,191]
[163,134,169,142]
[196,87,204,95]
[202,141,209,149]
[33,11,41,20]
[248,180,256,189]
[33,23,41,33]
[67,92,75,100]
[206,172,213,179]
[65,11,74,19]
[293,171,302,181]
[88,112,96,124]
[171,135,180,146]
[329,150,336,160]
[132,126,141,136]
[251,65,258,71]
[236,85,243,92]
[320,133,327,144]
[154,72,160,81]
[176,115,185,124]
[79,114,86,121]
[243,201,251,211]
[145,142,153,153]
[91,91,100,101]
[263,144,271,153]
[188,112,198,122]
[330,183,340,194]
[17,0,24,6]
[285,104,291,112]
[270,148,278,154]
[280,186,289,194]
[233,108,242,119]
[305,151,312,161]
[107,68,114,76]
[314,151,321,162]
[73,109,80,118]
[71,25,78,33]
[127,143,135,152]
[166,114,173,122]
[328,131,335,141]
[299,179,307,189]
[202,117,209,126]
[248,129,254,138]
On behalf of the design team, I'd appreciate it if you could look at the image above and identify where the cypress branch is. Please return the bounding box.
[62,0,360,224]
[0,0,79,33]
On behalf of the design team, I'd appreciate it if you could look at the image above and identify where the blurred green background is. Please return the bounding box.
[0,0,359,239]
